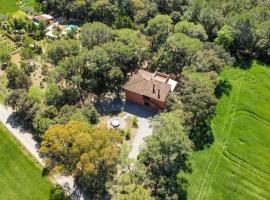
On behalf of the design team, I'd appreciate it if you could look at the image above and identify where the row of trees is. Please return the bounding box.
[46,22,150,99]
[39,0,269,61]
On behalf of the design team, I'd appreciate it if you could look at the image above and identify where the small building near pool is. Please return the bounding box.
[123,70,177,111]
[33,14,54,26]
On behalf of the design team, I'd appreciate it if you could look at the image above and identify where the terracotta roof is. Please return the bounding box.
[33,14,53,21]
[123,70,172,102]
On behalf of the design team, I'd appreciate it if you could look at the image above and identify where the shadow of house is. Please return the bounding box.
[123,101,156,119]
[94,97,125,115]
[215,79,232,98]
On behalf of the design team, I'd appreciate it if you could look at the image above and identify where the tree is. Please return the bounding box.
[6,64,32,90]
[107,142,152,200]
[102,41,135,74]
[38,0,119,23]
[153,32,203,74]
[81,103,99,124]
[108,67,125,93]
[55,55,86,104]
[192,43,235,73]
[5,89,24,109]
[115,185,154,200]
[80,22,115,49]
[254,20,270,61]
[115,15,134,29]
[40,121,91,172]
[45,84,63,106]
[49,186,69,200]
[181,80,217,149]
[83,46,112,93]
[110,173,154,200]
[0,52,11,69]
[33,116,54,136]
[75,127,122,197]
[146,15,173,50]
[139,112,192,200]
[40,121,122,198]
[6,89,39,128]
[198,4,224,40]
[54,105,78,124]
[115,28,150,64]
[47,40,80,65]
[28,86,44,103]
[133,0,157,25]
[175,20,208,41]
[229,13,255,55]
[90,0,118,25]
[214,25,234,50]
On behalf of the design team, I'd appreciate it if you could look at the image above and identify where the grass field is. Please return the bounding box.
[0,0,35,14]
[187,61,270,200]
[0,123,52,200]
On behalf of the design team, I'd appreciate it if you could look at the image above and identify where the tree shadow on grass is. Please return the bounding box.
[42,167,50,177]
[215,79,232,99]
[235,57,253,70]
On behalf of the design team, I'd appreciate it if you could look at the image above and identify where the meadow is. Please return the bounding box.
[187,61,270,200]
[0,0,35,14]
[0,123,52,200]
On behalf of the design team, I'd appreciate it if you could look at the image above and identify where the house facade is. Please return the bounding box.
[123,70,177,111]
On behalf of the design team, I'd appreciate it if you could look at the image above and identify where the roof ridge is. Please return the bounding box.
[123,71,145,87]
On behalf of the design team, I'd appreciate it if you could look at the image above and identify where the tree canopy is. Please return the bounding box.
[40,121,122,197]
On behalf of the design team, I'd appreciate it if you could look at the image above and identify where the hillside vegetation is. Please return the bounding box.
[187,61,270,200]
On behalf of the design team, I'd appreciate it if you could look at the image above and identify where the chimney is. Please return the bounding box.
[158,89,160,99]
[153,84,155,93]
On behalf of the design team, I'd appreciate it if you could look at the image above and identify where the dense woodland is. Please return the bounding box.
[0,0,269,199]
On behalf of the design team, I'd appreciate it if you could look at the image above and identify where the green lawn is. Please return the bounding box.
[187,61,270,200]
[0,123,52,200]
[0,0,35,14]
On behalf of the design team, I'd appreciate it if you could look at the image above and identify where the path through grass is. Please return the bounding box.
[0,123,52,199]
[187,61,270,200]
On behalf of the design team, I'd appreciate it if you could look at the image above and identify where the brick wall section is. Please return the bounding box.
[124,89,166,110]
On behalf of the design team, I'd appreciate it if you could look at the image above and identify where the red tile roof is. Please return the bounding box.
[123,70,172,102]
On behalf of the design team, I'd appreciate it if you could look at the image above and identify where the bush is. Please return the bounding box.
[132,116,138,128]
[118,128,131,140]
[49,186,69,200]
[125,129,131,140]
[81,103,99,124]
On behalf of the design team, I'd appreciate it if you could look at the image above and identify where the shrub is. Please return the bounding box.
[132,116,138,128]
[125,129,131,140]
[49,186,69,200]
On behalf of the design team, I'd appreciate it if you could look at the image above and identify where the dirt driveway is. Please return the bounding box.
[123,102,156,159]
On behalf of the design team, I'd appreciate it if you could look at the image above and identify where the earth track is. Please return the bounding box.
[223,150,270,182]
[202,73,246,200]
[195,73,244,200]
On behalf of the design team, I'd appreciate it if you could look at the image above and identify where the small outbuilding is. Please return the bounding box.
[33,14,54,26]
[123,70,177,111]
